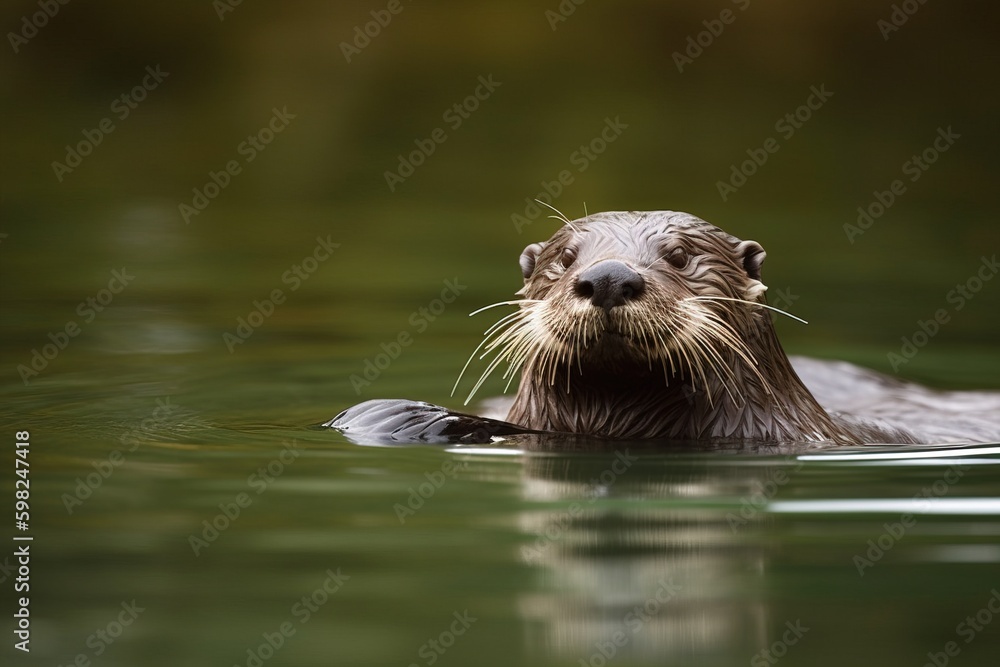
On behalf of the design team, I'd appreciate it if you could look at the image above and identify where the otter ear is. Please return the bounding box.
[737,240,766,281]
[519,242,547,281]
[737,240,768,301]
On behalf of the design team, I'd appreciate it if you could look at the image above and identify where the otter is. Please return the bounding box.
[327,211,1000,446]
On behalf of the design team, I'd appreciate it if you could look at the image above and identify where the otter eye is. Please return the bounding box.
[666,248,688,270]
[560,247,577,268]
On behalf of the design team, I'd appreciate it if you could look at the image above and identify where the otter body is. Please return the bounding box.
[329,211,1000,447]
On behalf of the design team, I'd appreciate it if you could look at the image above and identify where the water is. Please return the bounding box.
[2,203,999,667]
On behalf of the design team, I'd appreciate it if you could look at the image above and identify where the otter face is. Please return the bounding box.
[515,211,768,374]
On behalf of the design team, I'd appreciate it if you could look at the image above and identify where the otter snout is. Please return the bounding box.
[574,260,645,311]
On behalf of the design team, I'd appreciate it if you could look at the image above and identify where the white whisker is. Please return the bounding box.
[453,300,540,401]
[469,299,542,317]
[534,199,579,232]
[679,301,772,402]
[452,310,526,396]
[684,295,808,325]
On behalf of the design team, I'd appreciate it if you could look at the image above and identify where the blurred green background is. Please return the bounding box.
[3,0,998,396]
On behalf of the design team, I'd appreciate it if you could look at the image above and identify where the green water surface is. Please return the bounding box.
[2,203,999,667]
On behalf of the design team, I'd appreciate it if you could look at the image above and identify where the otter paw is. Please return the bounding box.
[324,399,526,445]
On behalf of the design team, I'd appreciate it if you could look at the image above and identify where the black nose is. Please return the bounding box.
[574,260,645,311]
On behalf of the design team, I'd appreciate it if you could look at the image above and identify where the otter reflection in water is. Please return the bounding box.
[328,211,1000,446]
[512,451,794,664]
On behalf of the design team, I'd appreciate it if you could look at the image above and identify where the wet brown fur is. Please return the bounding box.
[497,211,920,444]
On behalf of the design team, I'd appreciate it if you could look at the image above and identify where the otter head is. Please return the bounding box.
[511,211,769,378]
[464,210,852,442]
